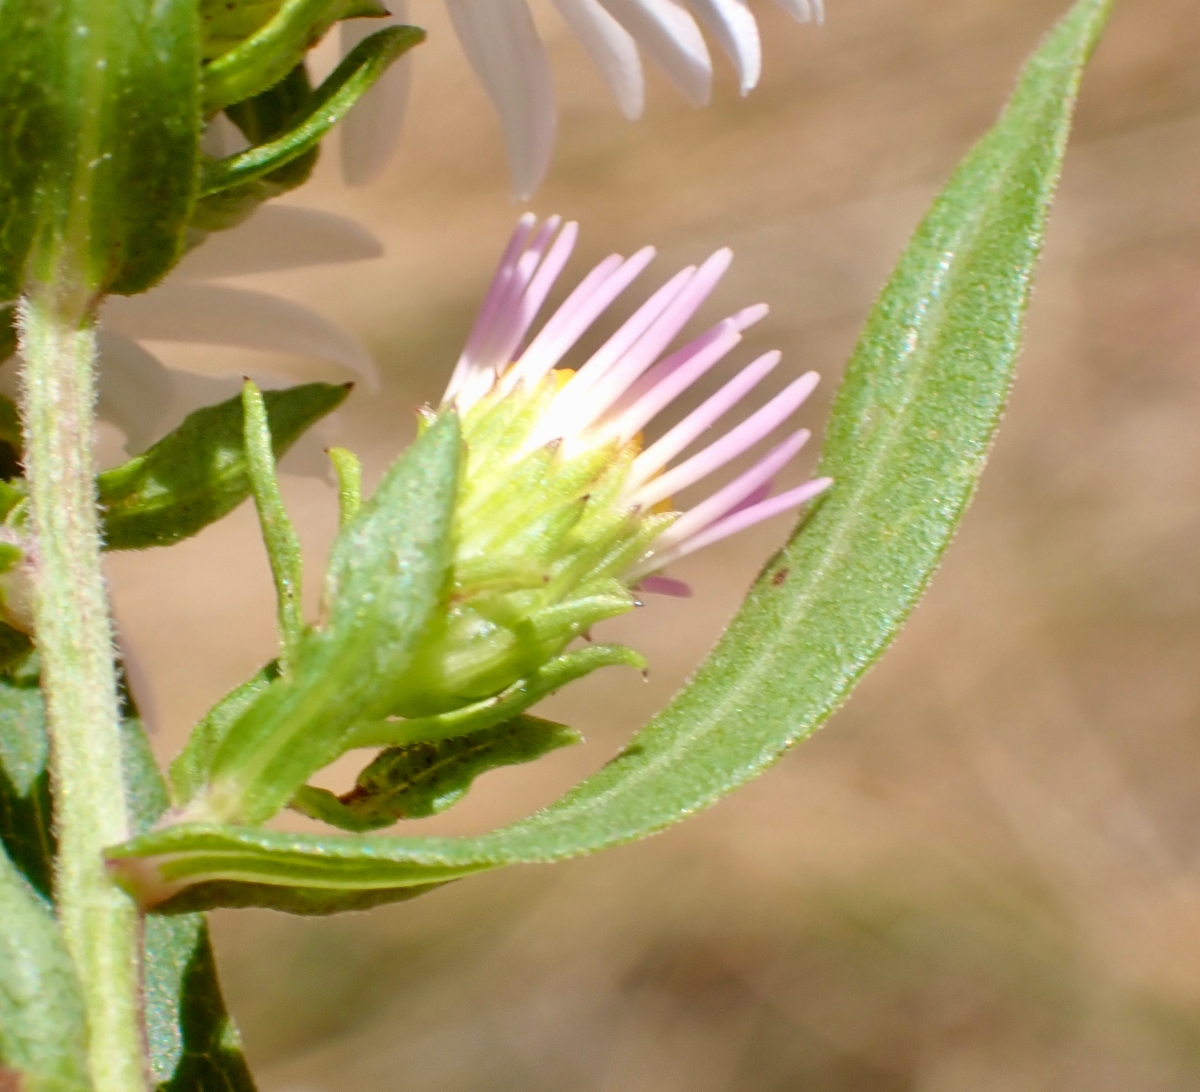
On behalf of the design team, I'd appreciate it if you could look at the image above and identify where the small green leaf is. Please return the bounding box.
[109,0,1112,914]
[203,0,388,111]
[242,382,304,670]
[182,413,461,826]
[0,654,54,901]
[201,27,424,197]
[0,0,199,298]
[117,683,257,1092]
[0,846,89,1092]
[98,382,349,551]
[293,715,582,831]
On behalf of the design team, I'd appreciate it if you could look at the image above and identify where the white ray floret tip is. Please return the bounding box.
[338,0,827,196]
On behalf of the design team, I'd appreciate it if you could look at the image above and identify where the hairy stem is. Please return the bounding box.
[17,295,148,1092]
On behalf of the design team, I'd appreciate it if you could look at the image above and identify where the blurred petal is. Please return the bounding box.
[101,285,379,390]
[630,476,832,578]
[597,0,711,107]
[685,0,760,94]
[446,0,557,199]
[551,0,645,119]
[200,112,250,158]
[95,331,176,454]
[173,206,383,280]
[340,3,415,186]
[637,574,692,597]
[769,0,824,24]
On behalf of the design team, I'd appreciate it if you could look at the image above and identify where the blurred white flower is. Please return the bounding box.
[92,206,381,475]
[3,205,379,471]
[340,0,825,198]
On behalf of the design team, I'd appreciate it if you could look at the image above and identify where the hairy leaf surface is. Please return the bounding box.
[0,848,89,1092]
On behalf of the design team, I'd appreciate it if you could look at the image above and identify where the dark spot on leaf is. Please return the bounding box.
[771,567,790,587]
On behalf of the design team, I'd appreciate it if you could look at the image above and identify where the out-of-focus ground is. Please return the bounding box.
[105,0,1200,1087]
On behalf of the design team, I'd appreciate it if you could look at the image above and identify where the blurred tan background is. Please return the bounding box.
[106,0,1200,1088]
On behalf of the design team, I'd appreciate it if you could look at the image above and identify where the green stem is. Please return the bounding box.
[16,296,148,1092]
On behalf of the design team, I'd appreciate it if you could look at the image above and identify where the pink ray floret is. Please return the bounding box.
[443,216,833,590]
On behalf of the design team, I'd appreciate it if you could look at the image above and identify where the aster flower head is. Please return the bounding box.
[398,214,830,714]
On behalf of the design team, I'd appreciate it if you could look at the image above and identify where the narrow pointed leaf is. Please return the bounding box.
[194,65,320,234]
[201,27,424,196]
[241,382,305,669]
[109,0,1113,913]
[203,0,388,110]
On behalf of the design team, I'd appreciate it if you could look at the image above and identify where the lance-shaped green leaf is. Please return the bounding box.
[0,0,199,299]
[201,27,424,198]
[193,65,317,233]
[98,382,349,551]
[0,653,54,902]
[175,413,461,828]
[292,715,583,831]
[0,847,90,1092]
[108,0,1113,913]
[203,0,388,110]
